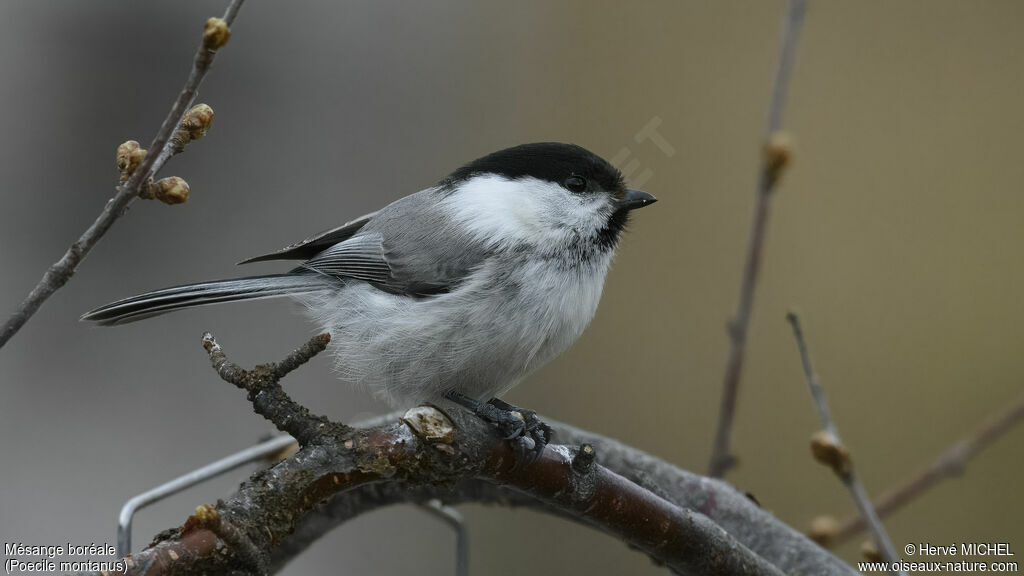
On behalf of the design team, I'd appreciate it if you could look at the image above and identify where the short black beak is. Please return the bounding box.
[618,188,657,211]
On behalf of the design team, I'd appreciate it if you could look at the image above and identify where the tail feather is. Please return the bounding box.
[81,274,330,326]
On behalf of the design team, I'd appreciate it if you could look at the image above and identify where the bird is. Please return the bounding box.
[83,142,656,453]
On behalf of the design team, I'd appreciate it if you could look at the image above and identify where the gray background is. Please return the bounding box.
[2,1,1023,574]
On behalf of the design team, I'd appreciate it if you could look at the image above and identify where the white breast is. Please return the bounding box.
[300,252,612,407]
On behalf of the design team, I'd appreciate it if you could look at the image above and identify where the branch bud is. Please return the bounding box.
[763,130,794,187]
[861,540,882,562]
[807,515,839,546]
[144,176,191,205]
[193,503,220,525]
[572,443,596,474]
[116,140,147,182]
[810,430,851,478]
[181,103,214,141]
[203,17,231,50]
[168,104,215,154]
[181,503,221,536]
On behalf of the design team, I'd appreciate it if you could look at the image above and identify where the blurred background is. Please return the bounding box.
[2,1,1022,573]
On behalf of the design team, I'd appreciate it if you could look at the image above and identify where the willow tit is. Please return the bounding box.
[84,143,656,450]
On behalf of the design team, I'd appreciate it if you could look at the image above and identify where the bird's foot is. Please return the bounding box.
[444,392,552,464]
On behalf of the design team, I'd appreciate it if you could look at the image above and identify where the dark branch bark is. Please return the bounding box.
[271,420,859,576]
[0,0,244,350]
[109,420,785,576]
[201,332,349,444]
[84,333,856,576]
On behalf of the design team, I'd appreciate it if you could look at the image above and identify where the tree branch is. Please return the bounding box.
[201,332,349,444]
[270,419,859,576]
[829,392,1024,545]
[708,0,806,478]
[787,312,903,574]
[86,333,857,576]
[0,0,244,350]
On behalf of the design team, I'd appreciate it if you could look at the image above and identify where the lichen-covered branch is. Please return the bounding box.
[0,0,243,350]
[83,333,857,576]
[271,419,859,576]
[201,332,348,444]
[708,0,806,478]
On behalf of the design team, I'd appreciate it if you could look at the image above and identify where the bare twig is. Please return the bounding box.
[787,314,839,439]
[0,0,244,350]
[201,332,349,444]
[831,393,1024,544]
[82,333,863,576]
[708,0,806,478]
[787,312,904,574]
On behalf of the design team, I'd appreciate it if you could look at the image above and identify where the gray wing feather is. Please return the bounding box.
[238,211,378,264]
[247,189,492,296]
[300,233,391,284]
[360,191,493,295]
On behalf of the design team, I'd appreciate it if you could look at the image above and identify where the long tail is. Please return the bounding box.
[81,273,331,326]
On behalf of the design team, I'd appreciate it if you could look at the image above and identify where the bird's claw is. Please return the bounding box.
[444,392,552,465]
[485,398,551,465]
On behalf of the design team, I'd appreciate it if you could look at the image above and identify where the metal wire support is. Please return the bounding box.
[116,434,295,557]
[420,499,469,576]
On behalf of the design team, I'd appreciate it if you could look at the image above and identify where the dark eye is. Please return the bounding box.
[564,175,587,193]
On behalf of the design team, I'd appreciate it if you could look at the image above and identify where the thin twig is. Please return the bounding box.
[831,393,1024,544]
[201,332,347,444]
[708,0,807,478]
[0,0,245,350]
[787,312,904,574]
[788,313,838,438]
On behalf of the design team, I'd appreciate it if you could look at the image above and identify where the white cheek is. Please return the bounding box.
[443,174,615,246]
[566,195,613,234]
[443,175,563,244]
